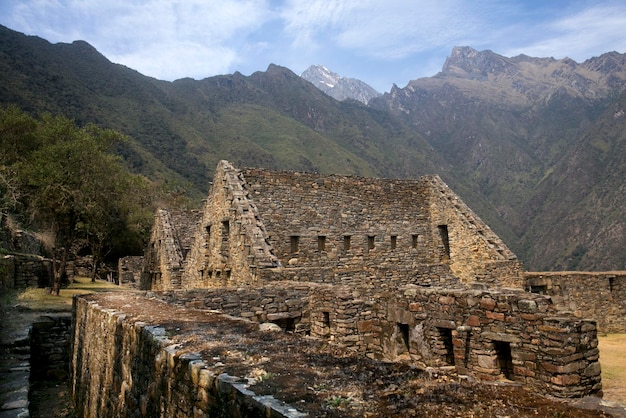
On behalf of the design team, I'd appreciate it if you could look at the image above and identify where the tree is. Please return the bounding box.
[3,108,155,293]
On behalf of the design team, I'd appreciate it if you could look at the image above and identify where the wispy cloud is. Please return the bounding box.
[6,0,271,79]
[1,0,625,90]
[279,0,488,59]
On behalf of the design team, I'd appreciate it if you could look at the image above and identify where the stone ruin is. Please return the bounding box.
[71,160,612,415]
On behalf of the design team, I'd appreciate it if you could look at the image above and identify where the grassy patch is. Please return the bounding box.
[598,334,626,404]
[15,277,128,312]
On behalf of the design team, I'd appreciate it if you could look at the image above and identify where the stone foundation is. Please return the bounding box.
[148,283,602,399]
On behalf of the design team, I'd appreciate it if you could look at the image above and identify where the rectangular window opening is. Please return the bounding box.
[438,225,450,260]
[323,312,330,328]
[318,235,326,251]
[390,235,397,250]
[411,234,418,249]
[290,236,300,253]
[530,285,547,295]
[222,221,230,241]
[343,235,351,251]
[397,323,410,351]
[437,327,455,366]
[609,277,615,292]
[494,341,514,380]
[367,235,376,252]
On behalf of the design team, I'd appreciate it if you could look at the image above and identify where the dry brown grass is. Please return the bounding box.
[598,334,626,404]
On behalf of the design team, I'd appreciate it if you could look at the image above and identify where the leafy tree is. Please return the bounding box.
[2,107,156,293]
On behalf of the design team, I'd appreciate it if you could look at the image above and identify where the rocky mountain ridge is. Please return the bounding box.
[1,24,624,271]
[300,65,381,104]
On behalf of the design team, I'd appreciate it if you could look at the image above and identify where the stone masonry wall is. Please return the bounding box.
[1,254,53,290]
[140,209,201,290]
[183,161,280,289]
[118,256,143,288]
[240,168,439,271]
[71,294,307,417]
[525,271,626,333]
[426,176,523,287]
[305,285,601,398]
[30,314,72,381]
[149,283,601,399]
[152,282,313,334]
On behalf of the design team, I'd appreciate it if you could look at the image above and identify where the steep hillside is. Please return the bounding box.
[520,89,626,270]
[0,25,448,191]
[373,46,626,270]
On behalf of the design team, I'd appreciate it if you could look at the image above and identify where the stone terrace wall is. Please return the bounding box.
[258,263,461,288]
[30,314,72,381]
[153,282,314,334]
[71,294,307,418]
[525,271,626,333]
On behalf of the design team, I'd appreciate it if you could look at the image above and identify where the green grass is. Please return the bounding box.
[14,277,129,311]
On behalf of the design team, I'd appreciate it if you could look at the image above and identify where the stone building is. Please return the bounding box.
[139,161,603,398]
[142,160,523,291]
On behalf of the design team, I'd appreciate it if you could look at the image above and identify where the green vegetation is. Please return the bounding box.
[0,106,159,294]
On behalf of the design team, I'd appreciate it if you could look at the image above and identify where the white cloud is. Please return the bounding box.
[501,4,626,61]
[279,0,491,59]
[6,0,272,80]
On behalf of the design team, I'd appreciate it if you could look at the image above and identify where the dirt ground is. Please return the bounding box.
[2,284,626,417]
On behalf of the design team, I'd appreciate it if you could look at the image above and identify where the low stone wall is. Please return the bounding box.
[0,254,53,290]
[153,282,314,334]
[150,283,601,399]
[304,285,601,398]
[71,294,307,417]
[525,271,626,333]
[30,314,72,381]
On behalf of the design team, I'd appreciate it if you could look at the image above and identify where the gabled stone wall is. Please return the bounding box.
[140,209,201,290]
[426,176,523,287]
[526,271,626,333]
[167,161,522,292]
[183,161,280,289]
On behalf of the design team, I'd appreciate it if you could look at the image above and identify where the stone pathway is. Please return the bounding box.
[0,306,34,418]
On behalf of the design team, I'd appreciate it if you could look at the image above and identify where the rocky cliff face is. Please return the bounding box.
[301,65,381,104]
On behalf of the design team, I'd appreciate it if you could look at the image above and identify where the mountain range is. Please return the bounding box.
[1,25,624,271]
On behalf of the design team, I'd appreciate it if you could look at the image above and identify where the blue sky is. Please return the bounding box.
[1,0,626,92]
